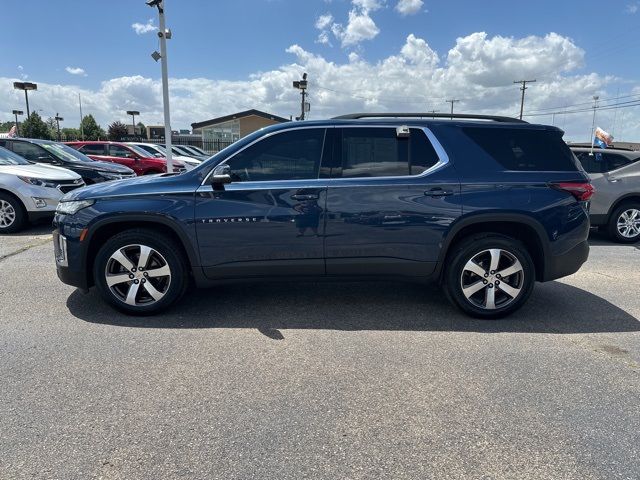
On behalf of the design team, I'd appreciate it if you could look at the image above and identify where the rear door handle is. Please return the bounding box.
[291,194,319,200]
[425,188,454,197]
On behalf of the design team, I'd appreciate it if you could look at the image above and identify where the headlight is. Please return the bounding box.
[101,172,123,180]
[18,176,58,188]
[56,199,95,215]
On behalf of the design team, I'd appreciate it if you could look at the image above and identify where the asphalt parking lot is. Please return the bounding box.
[1,225,639,479]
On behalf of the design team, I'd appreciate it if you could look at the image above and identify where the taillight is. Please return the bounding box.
[551,182,595,201]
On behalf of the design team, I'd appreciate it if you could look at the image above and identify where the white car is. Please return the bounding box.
[126,142,201,171]
[0,146,84,233]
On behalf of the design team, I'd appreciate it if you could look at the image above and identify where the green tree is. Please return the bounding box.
[0,120,20,133]
[61,127,81,141]
[108,121,128,140]
[45,117,58,139]
[136,121,146,138]
[20,112,51,140]
[80,114,106,140]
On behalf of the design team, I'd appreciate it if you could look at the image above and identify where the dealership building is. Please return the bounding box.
[191,109,289,143]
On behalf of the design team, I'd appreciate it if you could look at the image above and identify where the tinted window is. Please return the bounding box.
[79,144,106,155]
[109,145,134,158]
[339,128,439,178]
[574,151,636,173]
[226,128,325,181]
[463,127,577,171]
[11,142,49,162]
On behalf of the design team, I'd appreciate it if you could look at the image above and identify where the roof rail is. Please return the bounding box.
[332,112,528,123]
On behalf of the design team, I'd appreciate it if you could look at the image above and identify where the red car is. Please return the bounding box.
[66,141,185,176]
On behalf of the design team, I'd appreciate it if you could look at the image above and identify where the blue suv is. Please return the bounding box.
[53,113,593,318]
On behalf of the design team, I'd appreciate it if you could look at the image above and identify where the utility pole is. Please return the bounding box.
[293,73,309,120]
[445,99,459,119]
[55,113,64,141]
[148,0,174,172]
[514,79,536,120]
[590,95,599,155]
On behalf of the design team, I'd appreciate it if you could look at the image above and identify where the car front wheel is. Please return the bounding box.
[444,234,535,319]
[93,229,189,314]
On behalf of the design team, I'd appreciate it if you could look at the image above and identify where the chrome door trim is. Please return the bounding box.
[200,124,451,188]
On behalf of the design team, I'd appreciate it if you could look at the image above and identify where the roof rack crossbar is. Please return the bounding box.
[331,112,527,123]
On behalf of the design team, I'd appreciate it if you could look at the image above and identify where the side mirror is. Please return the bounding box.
[211,164,232,185]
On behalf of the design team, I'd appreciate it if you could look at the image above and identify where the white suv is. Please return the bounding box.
[0,146,84,233]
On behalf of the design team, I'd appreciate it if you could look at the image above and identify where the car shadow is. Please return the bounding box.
[66,280,639,336]
[589,229,640,248]
[5,223,53,237]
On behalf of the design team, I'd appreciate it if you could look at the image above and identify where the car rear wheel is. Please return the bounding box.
[93,229,189,314]
[444,234,535,319]
[608,203,640,243]
[0,193,27,234]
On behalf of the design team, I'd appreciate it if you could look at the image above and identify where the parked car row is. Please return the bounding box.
[0,138,202,233]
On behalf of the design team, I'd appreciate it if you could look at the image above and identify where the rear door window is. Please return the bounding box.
[337,128,440,178]
[463,127,577,171]
[78,144,106,155]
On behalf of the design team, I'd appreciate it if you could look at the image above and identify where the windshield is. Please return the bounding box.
[40,142,95,163]
[128,144,155,157]
[0,146,29,165]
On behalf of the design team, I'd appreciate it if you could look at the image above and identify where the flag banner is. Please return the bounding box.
[594,127,613,149]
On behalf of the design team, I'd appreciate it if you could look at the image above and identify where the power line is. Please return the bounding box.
[523,99,640,117]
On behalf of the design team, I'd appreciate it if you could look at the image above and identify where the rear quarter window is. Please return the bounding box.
[463,127,578,171]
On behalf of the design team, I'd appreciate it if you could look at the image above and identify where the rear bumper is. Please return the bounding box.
[542,240,589,282]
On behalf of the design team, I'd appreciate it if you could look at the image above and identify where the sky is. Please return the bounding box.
[1,0,640,141]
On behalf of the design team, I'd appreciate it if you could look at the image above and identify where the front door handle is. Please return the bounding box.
[291,194,319,201]
[425,187,454,197]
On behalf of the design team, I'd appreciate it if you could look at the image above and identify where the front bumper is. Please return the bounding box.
[53,229,89,290]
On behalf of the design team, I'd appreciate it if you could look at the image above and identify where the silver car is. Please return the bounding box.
[571,147,640,243]
[0,146,84,233]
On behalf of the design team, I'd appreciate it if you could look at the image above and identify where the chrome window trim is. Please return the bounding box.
[200,124,450,187]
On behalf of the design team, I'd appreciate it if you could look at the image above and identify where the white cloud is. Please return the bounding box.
[315,13,333,30]
[332,8,380,47]
[353,0,384,11]
[131,19,156,35]
[65,66,87,76]
[396,0,424,16]
[2,32,634,142]
[626,2,639,13]
[316,31,331,45]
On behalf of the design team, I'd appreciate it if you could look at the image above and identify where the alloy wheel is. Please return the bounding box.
[460,248,525,310]
[616,208,640,239]
[105,244,172,306]
[0,200,16,229]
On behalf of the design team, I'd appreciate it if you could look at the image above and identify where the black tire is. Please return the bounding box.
[607,202,640,244]
[443,234,535,319]
[93,229,189,315]
[0,192,27,234]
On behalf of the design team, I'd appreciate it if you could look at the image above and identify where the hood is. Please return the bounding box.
[71,160,134,174]
[0,163,81,180]
[62,171,194,201]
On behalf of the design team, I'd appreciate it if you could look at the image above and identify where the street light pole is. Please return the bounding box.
[55,114,64,141]
[126,110,140,137]
[148,0,173,172]
[13,82,38,118]
[12,110,23,136]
